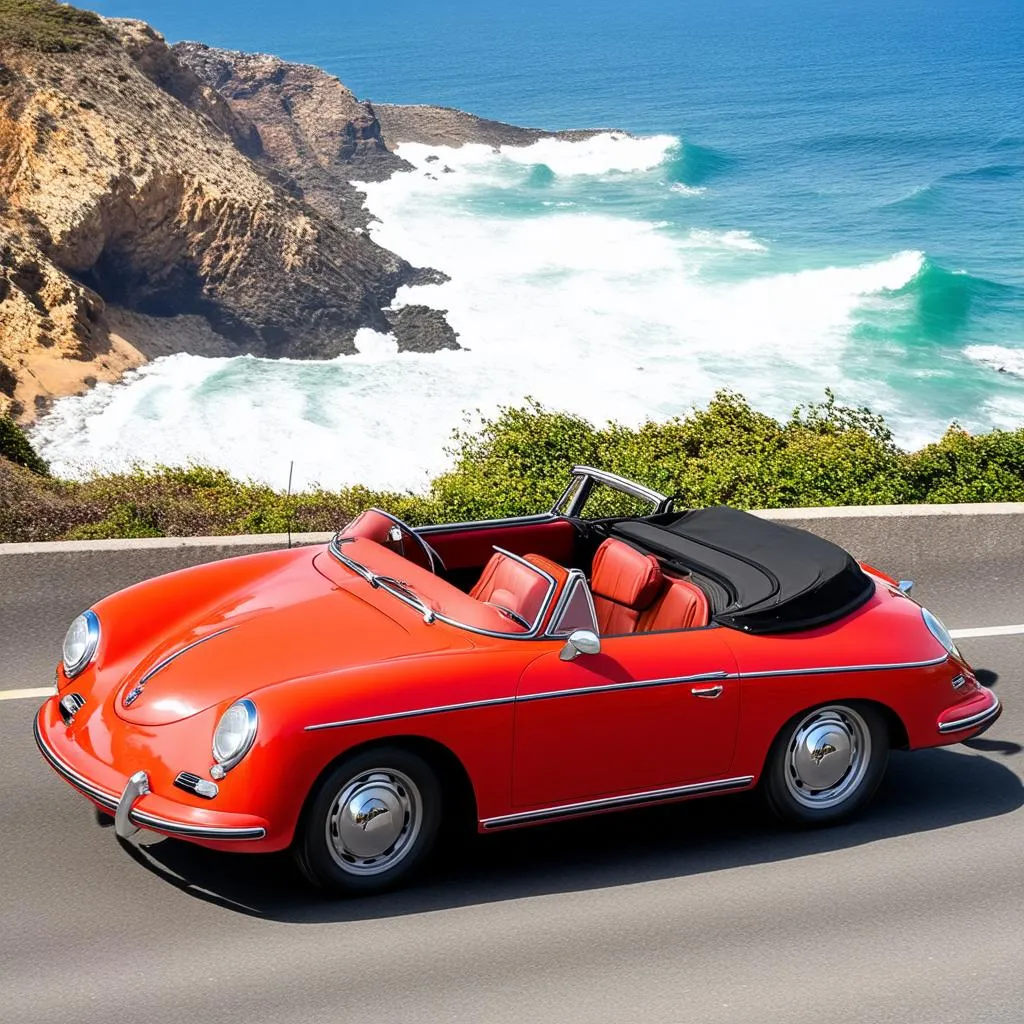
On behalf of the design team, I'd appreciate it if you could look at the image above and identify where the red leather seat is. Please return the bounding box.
[589,538,664,634]
[470,550,565,629]
[590,538,710,634]
[638,577,709,632]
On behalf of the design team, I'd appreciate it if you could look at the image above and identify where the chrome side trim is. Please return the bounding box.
[480,775,755,829]
[136,627,236,688]
[739,654,948,679]
[304,695,516,732]
[516,670,731,704]
[33,717,265,840]
[938,697,1002,735]
[302,656,948,731]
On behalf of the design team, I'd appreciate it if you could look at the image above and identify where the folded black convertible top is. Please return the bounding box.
[611,506,873,634]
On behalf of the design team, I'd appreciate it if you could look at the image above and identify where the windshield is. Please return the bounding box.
[329,534,555,637]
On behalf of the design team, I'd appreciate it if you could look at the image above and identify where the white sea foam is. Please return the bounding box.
[32,135,946,492]
[964,344,1024,379]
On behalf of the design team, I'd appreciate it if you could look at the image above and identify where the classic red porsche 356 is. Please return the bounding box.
[35,467,1000,894]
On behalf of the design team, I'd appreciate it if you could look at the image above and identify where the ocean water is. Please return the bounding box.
[34,0,1024,491]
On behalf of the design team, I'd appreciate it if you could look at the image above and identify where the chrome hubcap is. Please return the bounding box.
[326,769,421,875]
[784,706,871,809]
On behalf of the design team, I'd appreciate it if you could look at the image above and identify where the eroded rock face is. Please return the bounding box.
[0,5,612,424]
[0,13,441,419]
[173,42,409,229]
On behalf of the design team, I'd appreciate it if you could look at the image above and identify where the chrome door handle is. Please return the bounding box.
[690,684,724,698]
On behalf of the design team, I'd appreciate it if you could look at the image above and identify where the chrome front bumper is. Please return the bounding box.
[33,717,266,842]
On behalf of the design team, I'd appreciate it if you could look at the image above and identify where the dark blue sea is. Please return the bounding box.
[40,0,1024,489]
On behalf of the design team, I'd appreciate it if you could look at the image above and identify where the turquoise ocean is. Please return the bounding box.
[34,0,1024,491]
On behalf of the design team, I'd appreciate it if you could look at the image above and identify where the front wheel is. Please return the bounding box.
[294,746,442,896]
[763,703,889,826]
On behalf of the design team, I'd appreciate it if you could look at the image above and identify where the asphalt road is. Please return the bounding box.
[1,549,1022,1024]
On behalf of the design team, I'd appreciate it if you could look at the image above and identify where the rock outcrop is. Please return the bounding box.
[0,2,610,423]
[0,5,433,419]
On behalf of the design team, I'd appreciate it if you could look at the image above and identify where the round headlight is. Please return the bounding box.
[212,699,258,771]
[63,610,100,678]
[922,608,961,659]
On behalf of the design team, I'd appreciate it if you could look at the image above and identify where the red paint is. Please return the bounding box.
[36,512,998,855]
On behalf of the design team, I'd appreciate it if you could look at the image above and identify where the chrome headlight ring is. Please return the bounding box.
[62,610,100,679]
[211,699,259,775]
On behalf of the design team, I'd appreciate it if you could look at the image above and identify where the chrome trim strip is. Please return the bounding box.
[516,670,731,704]
[302,656,948,731]
[304,695,516,732]
[328,540,558,641]
[569,466,667,507]
[480,775,756,829]
[938,696,1002,734]
[137,627,236,687]
[739,654,948,679]
[418,513,558,535]
[488,546,558,634]
[545,569,599,638]
[34,716,119,810]
[130,811,265,840]
[33,717,265,840]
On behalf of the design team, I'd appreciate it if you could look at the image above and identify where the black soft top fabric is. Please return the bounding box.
[611,506,873,634]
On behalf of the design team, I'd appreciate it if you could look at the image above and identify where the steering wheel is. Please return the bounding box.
[488,604,532,630]
[379,510,447,575]
[341,508,446,575]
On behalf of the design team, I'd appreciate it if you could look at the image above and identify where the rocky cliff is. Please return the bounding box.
[0,1,598,422]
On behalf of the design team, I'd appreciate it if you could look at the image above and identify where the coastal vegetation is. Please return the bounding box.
[2,391,1022,542]
[0,0,108,52]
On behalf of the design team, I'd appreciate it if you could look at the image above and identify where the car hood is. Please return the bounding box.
[112,548,456,726]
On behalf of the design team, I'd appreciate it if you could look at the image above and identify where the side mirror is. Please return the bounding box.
[559,629,601,662]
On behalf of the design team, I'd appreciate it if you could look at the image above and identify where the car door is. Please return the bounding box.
[512,627,741,809]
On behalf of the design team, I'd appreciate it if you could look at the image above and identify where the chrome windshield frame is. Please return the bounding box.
[327,539,558,640]
[553,466,670,517]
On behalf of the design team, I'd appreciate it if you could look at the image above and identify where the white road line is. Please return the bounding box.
[0,687,56,702]
[950,624,1024,639]
[0,623,1019,702]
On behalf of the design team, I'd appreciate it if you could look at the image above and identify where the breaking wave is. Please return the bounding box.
[30,132,1024,491]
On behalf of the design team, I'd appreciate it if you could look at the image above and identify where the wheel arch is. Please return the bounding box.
[296,734,479,843]
[763,695,909,773]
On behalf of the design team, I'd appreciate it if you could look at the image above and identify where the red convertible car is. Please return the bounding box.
[35,467,1000,894]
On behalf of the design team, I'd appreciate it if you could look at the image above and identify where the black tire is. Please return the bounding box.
[762,702,889,827]
[294,746,442,896]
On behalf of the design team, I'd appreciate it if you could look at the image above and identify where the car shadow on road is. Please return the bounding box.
[125,743,1024,923]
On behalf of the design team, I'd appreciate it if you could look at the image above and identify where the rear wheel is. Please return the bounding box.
[294,746,442,896]
[763,703,889,826]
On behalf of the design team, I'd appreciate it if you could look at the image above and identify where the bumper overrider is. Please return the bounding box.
[34,701,267,844]
[937,686,1002,736]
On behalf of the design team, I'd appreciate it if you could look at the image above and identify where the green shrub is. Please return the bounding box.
[0,416,49,475]
[0,0,109,52]
[0,392,1022,543]
[904,425,1024,503]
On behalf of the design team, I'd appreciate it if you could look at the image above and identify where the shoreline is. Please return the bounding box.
[0,7,621,426]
